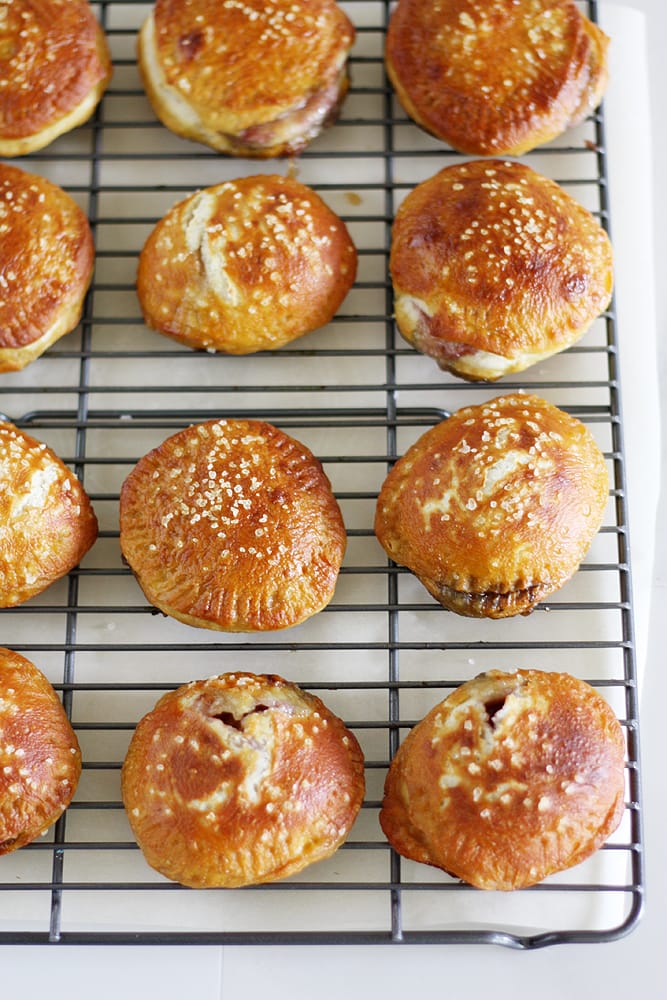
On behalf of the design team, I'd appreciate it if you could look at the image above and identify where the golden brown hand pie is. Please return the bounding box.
[385,0,609,156]
[0,163,96,373]
[0,421,98,607]
[0,0,112,157]
[0,648,82,855]
[138,0,355,158]
[119,419,347,632]
[390,159,614,381]
[137,174,357,354]
[374,393,609,618]
[380,668,626,890]
[122,671,365,888]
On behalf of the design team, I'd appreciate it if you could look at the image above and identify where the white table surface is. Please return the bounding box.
[5,2,665,995]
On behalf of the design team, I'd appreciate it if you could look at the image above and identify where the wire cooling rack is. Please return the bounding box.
[0,1,644,947]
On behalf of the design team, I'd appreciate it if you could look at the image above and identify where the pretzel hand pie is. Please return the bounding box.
[137,174,357,354]
[385,0,609,157]
[0,421,98,607]
[0,648,82,855]
[119,419,347,632]
[0,163,95,373]
[390,159,614,382]
[374,393,609,619]
[138,0,355,158]
[0,0,112,157]
[122,672,365,888]
[380,669,626,890]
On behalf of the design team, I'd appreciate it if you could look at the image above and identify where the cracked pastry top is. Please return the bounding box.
[389,159,614,382]
[122,671,365,888]
[119,418,347,632]
[385,0,609,156]
[374,393,609,619]
[137,0,355,158]
[380,669,626,890]
[0,163,95,373]
[136,174,357,354]
[0,421,98,607]
[0,648,82,856]
[0,0,112,157]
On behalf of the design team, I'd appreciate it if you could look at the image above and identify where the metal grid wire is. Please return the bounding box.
[0,1,644,947]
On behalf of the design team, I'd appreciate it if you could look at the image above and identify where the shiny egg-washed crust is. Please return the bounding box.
[374,394,609,618]
[0,164,95,372]
[137,175,358,354]
[390,159,614,382]
[138,0,355,158]
[0,648,82,855]
[380,669,626,890]
[0,422,98,607]
[119,419,347,632]
[122,671,365,888]
[385,0,609,157]
[0,0,112,157]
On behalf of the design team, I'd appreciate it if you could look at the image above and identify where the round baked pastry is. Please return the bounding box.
[122,671,365,888]
[138,0,355,158]
[119,418,347,631]
[385,0,609,157]
[0,421,98,607]
[0,648,82,855]
[380,668,626,890]
[374,393,609,619]
[390,159,614,381]
[137,175,357,354]
[0,0,112,157]
[0,164,96,372]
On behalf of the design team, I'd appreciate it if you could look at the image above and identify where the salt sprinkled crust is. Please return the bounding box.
[390,159,614,382]
[380,669,626,890]
[0,0,112,157]
[0,164,95,372]
[0,422,98,607]
[385,0,609,157]
[0,648,82,855]
[138,0,355,158]
[122,671,365,888]
[137,175,357,354]
[119,419,347,632]
[374,393,609,618]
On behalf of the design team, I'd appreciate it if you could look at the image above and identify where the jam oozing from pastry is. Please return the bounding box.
[483,696,507,728]
[212,704,270,731]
